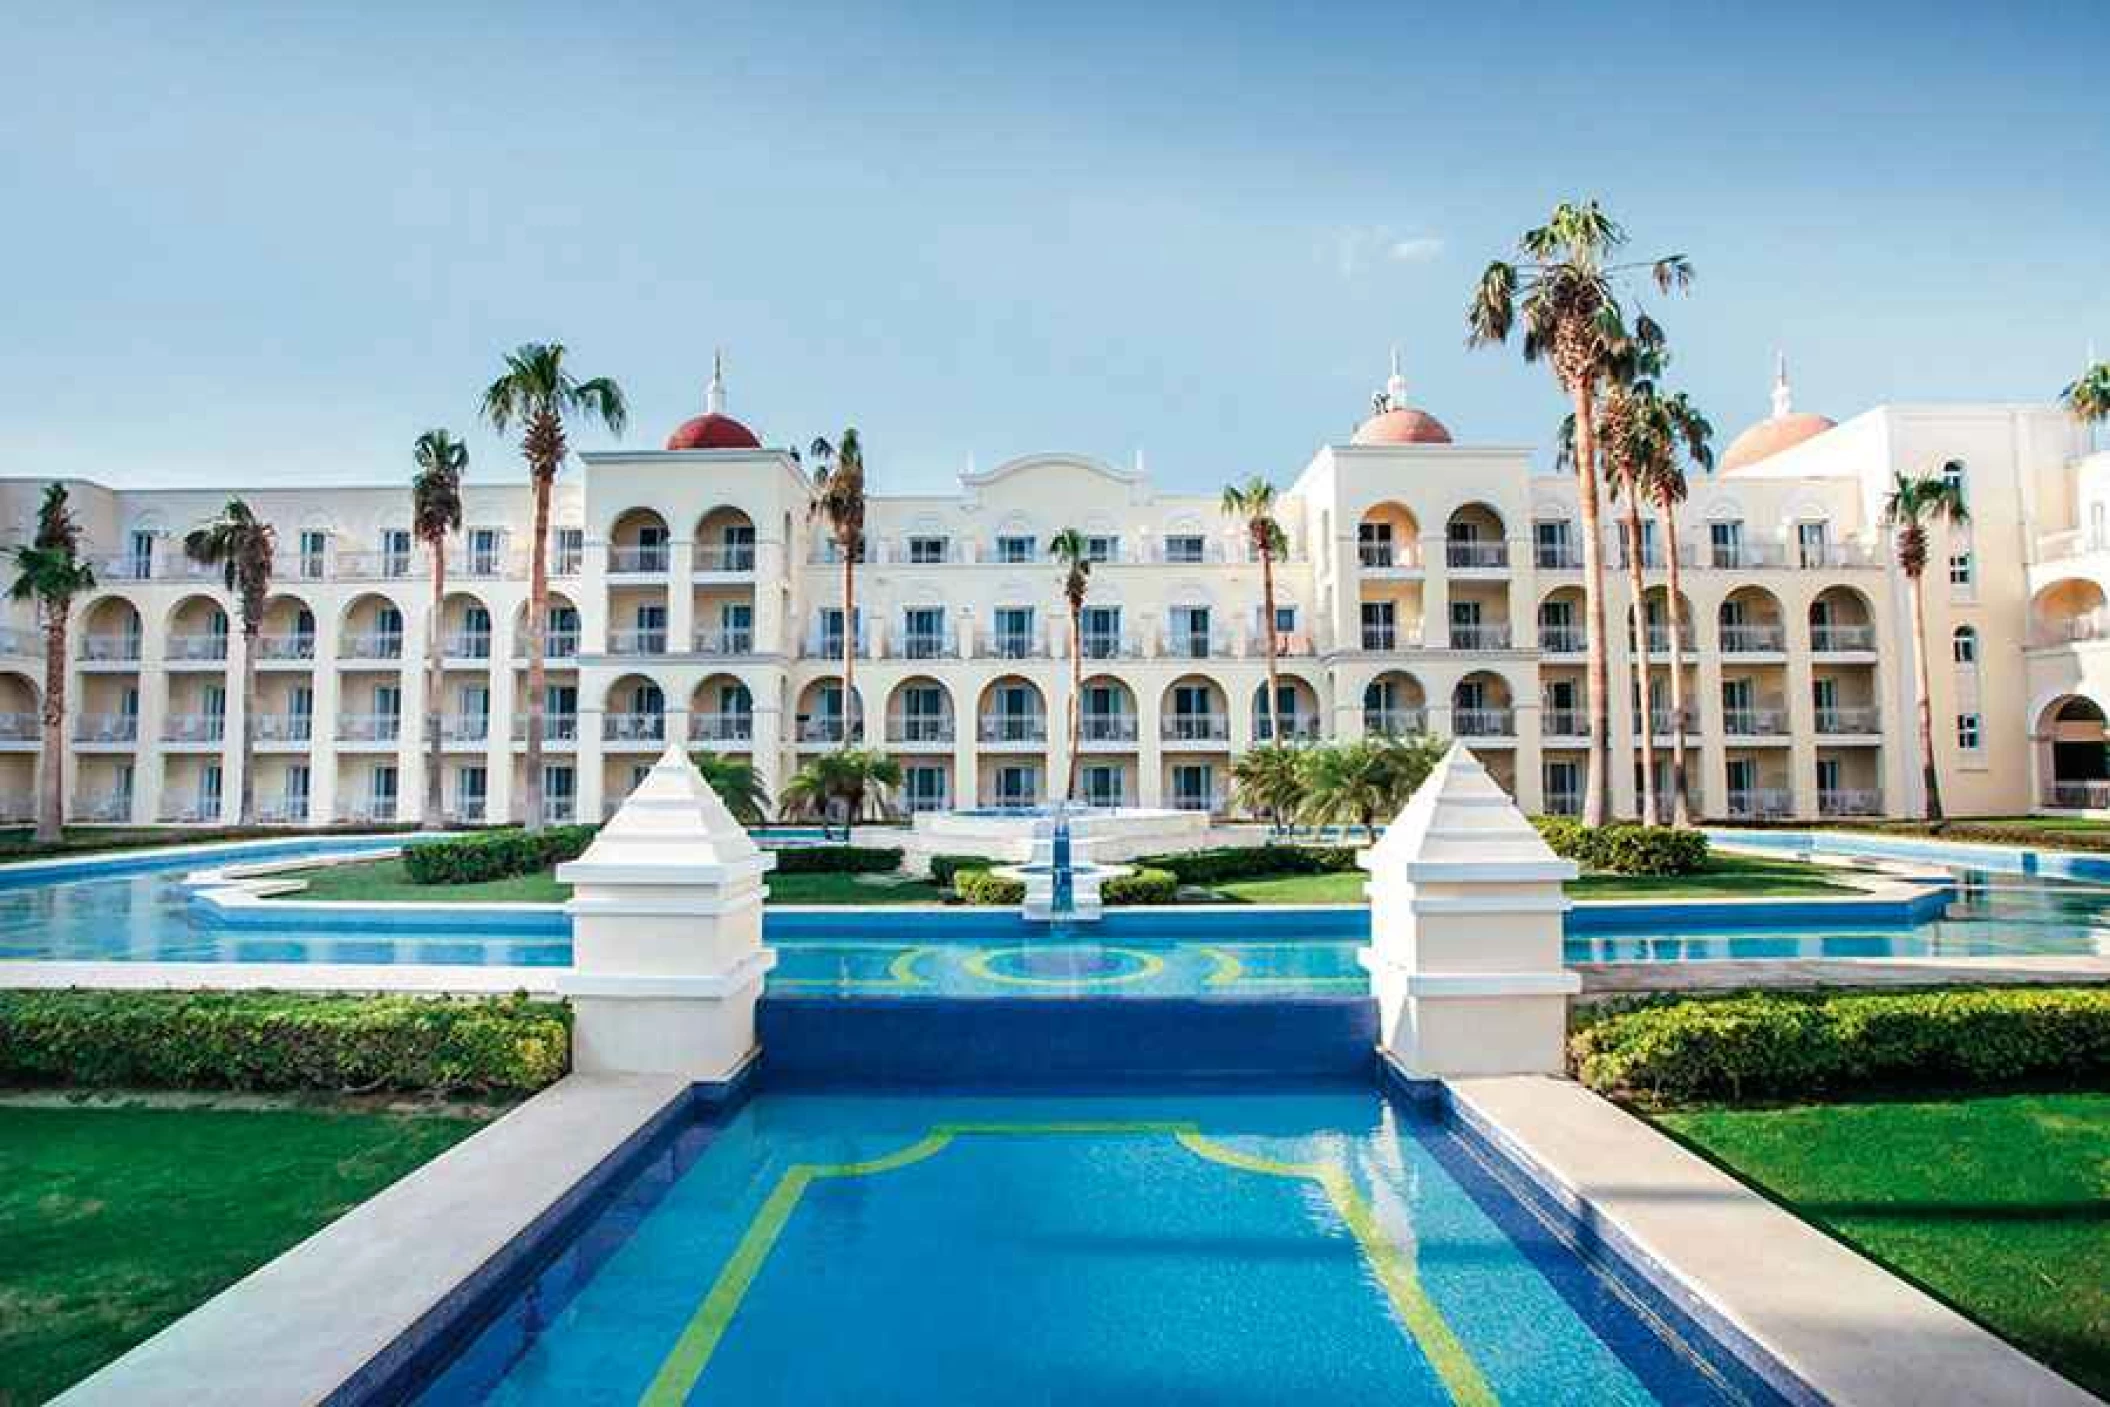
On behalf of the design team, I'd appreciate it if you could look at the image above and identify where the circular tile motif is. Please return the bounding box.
[962,944,1167,988]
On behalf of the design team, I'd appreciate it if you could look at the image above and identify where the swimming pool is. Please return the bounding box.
[412,1087,1776,1405]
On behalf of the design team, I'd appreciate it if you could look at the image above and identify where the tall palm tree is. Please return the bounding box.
[7,485,96,843]
[1882,472,1969,820]
[1231,743,1304,833]
[1222,476,1288,743]
[411,429,467,829]
[1468,200,1692,825]
[1049,528,1093,802]
[1627,385,1714,826]
[481,343,627,832]
[185,500,276,826]
[807,430,867,747]
[2064,359,2110,443]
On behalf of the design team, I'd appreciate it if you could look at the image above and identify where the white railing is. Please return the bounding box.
[436,715,489,743]
[887,716,954,744]
[2045,780,2110,810]
[1815,706,1881,734]
[159,798,222,823]
[1452,707,1515,737]
[693,629,754,656]
[515,629,580,659]
[1810,624,1877,652]
[1161,630,1230,660]
[1363,707,1426,737]
[1449,623,1511,650]
[1722,707,1790,736]
[0,792,35,821]
[165,633,228,662]
[1446,541,1509,569]
[1536,625,1583,654]
[1709,542,1785,570]
[987,632,1046,660]
[1162,714,1230,743]
[607,544,670,574]
[94,553,153,581]
[0,627,37,657]
[337,713,402,742]
[446,547,523,580]
[1078,633,1140,660]
[2033,612,2110,647]
[445,800,490,824]
[796,716,857,744]
[1359,544,1423,570]
[1541,710,1589,737]
[1543,790,1583,817]
[1799,542,1881,568]
[1719,624,1786,653]
[511,715,580,743]
[1360,627,1423,652]
[0,712,36,741]
[1635,706,1698,735]
[1725,788,1794,819]
[603,712,666,743]
[894,632,954,660]
[1819,789,1884,816]
[608,628,667,656]
[72,793,134,821]
[257,633,316,661]
[75,714,138,742]
[1154,540,1223,565]
[980,715,1049,744]
[335,797,399,824]
[1637,627,1696,653]
[162,714,226,743]
[691,712,755,743]
[80,634,141,662]
[1079,714,1139,743]
[692,544,756,572]
[333,551,416,580]
[253,714,312,743]
[1534,542,1583,569]
[1170,792,1219,813]
[1254,714,1321,741]
[441,631,492,659]
[340,632,403,661]
[257,796,311,824]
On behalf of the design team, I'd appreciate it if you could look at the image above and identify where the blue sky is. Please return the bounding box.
[3,1,2105,492]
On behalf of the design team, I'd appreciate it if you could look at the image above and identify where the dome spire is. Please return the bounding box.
[1770,351,1793,419]
[1385,345,1408,412]
[707,348,727,415]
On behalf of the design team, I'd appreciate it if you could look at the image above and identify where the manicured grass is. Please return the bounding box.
[1659,1092,2110,1399]
[0,1099,488,1403]
[276,859,947,906]
[763,870,947,905]
[0,825,415,864]
[1202,852,1861,905]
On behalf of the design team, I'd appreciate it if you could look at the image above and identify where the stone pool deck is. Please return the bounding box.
[1575,951,2110,994]
[1445,1074,2099,1407]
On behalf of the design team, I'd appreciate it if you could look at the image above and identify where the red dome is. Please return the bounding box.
[1720,412,1834,473]
[1352,407,1454,446]
[665,412,760,451]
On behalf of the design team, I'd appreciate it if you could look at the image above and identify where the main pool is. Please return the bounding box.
[412,1087,1772,1405]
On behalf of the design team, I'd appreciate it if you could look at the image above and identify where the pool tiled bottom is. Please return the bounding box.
[768,938,1366,998]
[417,1089,1762,1405]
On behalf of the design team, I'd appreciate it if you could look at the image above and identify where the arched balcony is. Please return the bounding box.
[1077,675,1139,746]
[1718,587,1787,655]
[2037,695,2110,808]
[79,598,142,664]
[603,674,666,748]
[257,595,317,664]
[886,676,955,749]
[516,592,581,661]
[1357,502,1422,570]
[1253,676,1321,741]
[165,596,230,665]
[436,592,495,663]
[691,675,755,745]
[1160,675,1229,745]
[978,676,1048,746]
[339,593,406,663]
[795,677,864,746]
[608,509,671,575]
[1362,671,1426,737]
[2031,578,2109,647]
[1451,671,1515,739]
[1809,586,1877,654]
[693,506,758,574]
[1445,502,1509,570]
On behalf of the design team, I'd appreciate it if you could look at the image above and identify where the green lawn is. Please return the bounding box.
[0,825,416,864]
[0,1100,488,1403]
[1202,852,1861,905]
[275,859,946,906]
[763,871,947,904]
[1659,1092,2110,1399]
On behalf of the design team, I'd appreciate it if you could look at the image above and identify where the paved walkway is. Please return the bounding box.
[56,1073,689,1407]
[1576,952,2110,994]
[1447,1074,2098,1407]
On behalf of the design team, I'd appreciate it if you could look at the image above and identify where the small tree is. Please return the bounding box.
[1048,527,1093,803]
[2064,359,2110,446]
[1230,744,1304,834]
[780,748,901,840]
[689,752,771,826]
[185,500,276,826]
[1882,472,1969,820]
[411,429,466,829]
[1221,477,1287,741]
[7,484,96,842]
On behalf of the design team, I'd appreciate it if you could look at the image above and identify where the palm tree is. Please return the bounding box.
[1048,527,1093,802]
[1295,735,1445,837]
[185,500,276,826]
[1231,744,1304,833]
[1628,384,1714,826]
[1221,477,1288,742]
[480,343,627,832]
[807,430,867,746]
[780,748,901,839]
[1469,200,1692,825]
[1882,472,1969,820]
[689,751,771,826]
[2064,359,2110,444]
[7,485,96,843]
[411,429,467,829]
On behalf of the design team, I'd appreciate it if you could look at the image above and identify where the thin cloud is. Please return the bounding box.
[1330,226,1444,277]
[1387,235,1444,264]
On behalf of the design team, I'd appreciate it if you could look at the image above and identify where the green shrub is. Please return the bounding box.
[403,825,598,886]
[1570,987,2110,1102]
[1530,818,1707,876]
[927,853,1003,887]
[770,845,903,875]
[1138,844,1360,886]
[953,868,1026,905]
[0,991,571,1095]
[1103,867,1179,905]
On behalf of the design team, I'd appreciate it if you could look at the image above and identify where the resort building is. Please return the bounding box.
[0,355,2101,827]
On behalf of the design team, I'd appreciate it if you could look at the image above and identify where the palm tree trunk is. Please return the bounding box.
[1572,383,1612,826]
[238,620,258,826]
[1659,496,1693,826]
[1622,498,1658,824]
[841,546,856,751]
[523,458,552,833]
[1260,545,1282,743]
[1067,603,1083,803]
[37,608,65,844]
[1908,569,1944,820]
[423,543,446,829]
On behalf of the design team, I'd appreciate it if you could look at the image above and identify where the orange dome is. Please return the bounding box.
[1352,407,1454,446]
[665,412,760,451]
[1720,411,1834,473]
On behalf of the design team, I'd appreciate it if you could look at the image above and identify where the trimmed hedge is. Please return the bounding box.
[954,868,1026,906]
[1138,844,1359,886]
[771,845,903,875]
[403,825,598,886]
[1531,817,1707,876]
[928,853,1003,887]
[0,990,571,1095]
[1103,867,1179,906]
[1571,987,2110,1103]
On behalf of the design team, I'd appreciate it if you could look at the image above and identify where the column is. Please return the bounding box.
[667,541,696,656]
[1419,532,1449,649]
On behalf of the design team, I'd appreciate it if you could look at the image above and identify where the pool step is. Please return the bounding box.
[758,995,1379,1085]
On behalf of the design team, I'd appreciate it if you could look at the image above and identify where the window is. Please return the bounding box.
[1163,534,1206,564]
[993,607,1035,657]
[1956,712,1982,750]
[1948,550,1974,586]
[1084,534,1119,564]
[902,606,946,657]
[1709,520,1744,568]
[1170,764,1214,812]
[468,528,501,575]
[1360,600,1397,651]
[995,535,1035,564]
[1953,626,1978,665]
[1271,604,1296,638]
[126,530,155,578]
[1080,605,1122,658]
[381,529,413,575]
[904,765,948,812]
[552,528,584,574]
[1796,521,1829,569]
[298,530,328,579]
[2093,503,2108,552]
[1942,460,1967,499]
[908,535,949,565]
[1169,605,1212,656]
[1358,521,1395,568]
[1533,520,1573,568]
[1081,764,1124,809]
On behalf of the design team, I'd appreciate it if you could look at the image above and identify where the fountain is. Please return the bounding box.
[997,801,1132,922]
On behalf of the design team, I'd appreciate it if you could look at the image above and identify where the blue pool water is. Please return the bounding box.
[414,1088,1769,1405]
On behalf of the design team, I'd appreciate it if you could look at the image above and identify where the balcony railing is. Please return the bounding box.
[0,712,37,741]
[1709,542,1785,570]
[511,714,580,743]
[1815,706,1881,735]
[257,633,316,661]
[988,632,1045,660]
[340,632,404,661]
[166,633,229,662]
[257,796,311,824]
[1725,788,1794,819]
[1534,540,1582,569]
[1541,709,1589,737]
[1162,714,1230,743]
[604,712,666,743]
[1633,706,1698,735]
[337,713,402,742]
[159,797,222,823]
[446,800,490,824]
[80,634,141,662]
[73,793,134,821]
[1448,623,1511,650]
[1722,707,1790,736]
[441,631,492,660]
[551,545,583,577]
[1452,707,1515,737]
[75,714,138,743]
[335,797,400,824]
[1446,541,1509,570]
[2044,780,2110,810]
[1253,714,1321,741]
[436,715,490,743]
[1539,625,1584,654]
[1079,714,1139,743]
[1161,631,1229,660]
[1719,624,1786,653]
[691,712,755,743]
[895,632,953,660]
[1169,792,1219,814]
[515,629,580,659]
[94,553,153,581]
[797,716,858,744]
[607,544,670,574]
[1797,542,1881,569]
[0,627,37,657]
[1810,624,1877,652]
[333,551,416,580]
[608,628,668,656]
[694,629,754,656]
[447,548,523,579]
[693,544,756,572]
[254,714,313,743]
[1363,707,1426,737]
[162,714,226,743]
[1078,633,1139,660]
[1819,788,1884,817]
[887,716,954,744]
[980,715,1048,744]
[1635,627,1695,653]
[1358,544,1420,570]
[1543,789,1583,817]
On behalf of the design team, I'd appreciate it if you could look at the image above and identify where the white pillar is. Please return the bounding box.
[555,744,777,1084]
[1358,743,1579,1078]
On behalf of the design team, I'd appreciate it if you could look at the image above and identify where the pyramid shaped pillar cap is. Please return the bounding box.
[556,745,774,885]
[1358,743,1576,882]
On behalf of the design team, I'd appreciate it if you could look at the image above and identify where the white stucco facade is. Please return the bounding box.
[0,358,2100,827]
